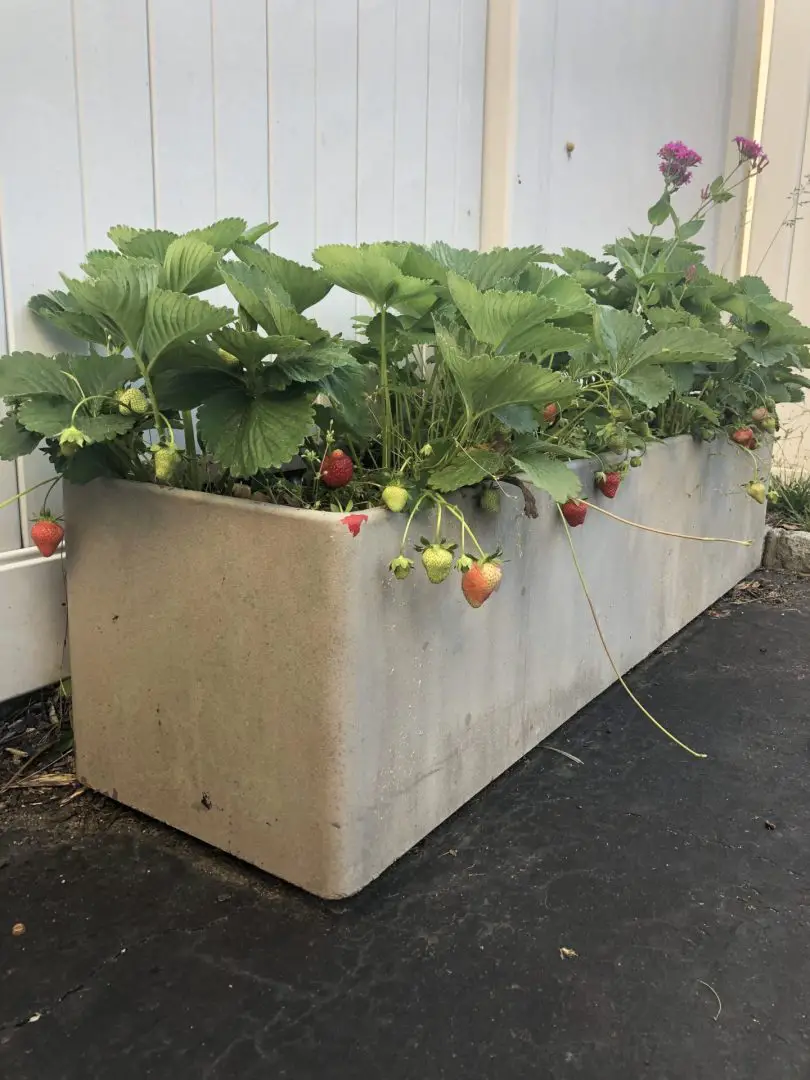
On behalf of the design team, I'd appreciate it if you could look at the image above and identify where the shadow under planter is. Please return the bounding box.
[65,436,766,898]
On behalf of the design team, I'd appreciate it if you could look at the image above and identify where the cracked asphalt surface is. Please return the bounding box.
[1,571,809,1079]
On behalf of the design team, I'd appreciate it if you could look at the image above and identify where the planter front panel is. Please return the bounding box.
[66,437,765,897]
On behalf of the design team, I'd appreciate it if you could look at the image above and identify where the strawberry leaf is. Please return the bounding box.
[511,453,581,503]
[197,387,314,477]
[427,450,506,492]
[0,415,41,460]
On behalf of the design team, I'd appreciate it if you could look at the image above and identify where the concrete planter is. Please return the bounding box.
[66,436,765,898]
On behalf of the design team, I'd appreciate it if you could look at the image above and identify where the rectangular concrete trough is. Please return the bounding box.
[65,436,766,897]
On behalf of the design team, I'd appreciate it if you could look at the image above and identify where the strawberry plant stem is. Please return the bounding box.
[583,502,752,546]
[182,411,200,490]
[379,306,393,472]
[0,477,54,512]
[440,501,487,558]
[558,506,707,759]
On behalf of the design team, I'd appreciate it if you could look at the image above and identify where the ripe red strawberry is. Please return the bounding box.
[31,514,64,558]
[320,449,354,488]
[596,471,621,499]
[560,499,588,527]
[543,403,558,424]
[731,427,755,448]
[461,560,503,609]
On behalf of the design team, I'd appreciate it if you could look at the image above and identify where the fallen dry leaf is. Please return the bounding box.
[11,922,25,936]
[559,947,578,959]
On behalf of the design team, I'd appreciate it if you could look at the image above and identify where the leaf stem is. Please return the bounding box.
[182,410,200,490]
[0,477,55,513]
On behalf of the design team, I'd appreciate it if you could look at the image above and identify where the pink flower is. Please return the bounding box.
[734,136,768,170]
[341,513,368,537]
[658,141,702,188]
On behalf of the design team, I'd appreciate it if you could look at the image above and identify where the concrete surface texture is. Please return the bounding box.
[763,526,810,573]
[1,571,808,1079]
[65,437,766,898]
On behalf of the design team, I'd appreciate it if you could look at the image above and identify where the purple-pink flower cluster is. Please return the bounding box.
[658,141,702,188]
[734,135,768,170]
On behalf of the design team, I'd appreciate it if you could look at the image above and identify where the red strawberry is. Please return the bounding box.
[320,449,354,488]
[731,427,755,448]
[543,403,558,424]
[31,514,64,558]
[560,499,588,527]
[596,471,621,499]
[461,560,503,609]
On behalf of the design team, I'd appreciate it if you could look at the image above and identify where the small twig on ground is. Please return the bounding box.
[10,772,77,790]
[543,745,584,765]
[697,979,722,1021]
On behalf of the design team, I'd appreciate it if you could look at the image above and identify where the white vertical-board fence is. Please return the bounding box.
[0,0,763,700]
[745,0,810,473]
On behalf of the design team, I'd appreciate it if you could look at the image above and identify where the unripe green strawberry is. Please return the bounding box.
[389,555,414,580]
[479,486,501,513]
[745,480,767,505]
[421,544,454,584]
[153,445,180,482]
[629,456,642,468]
[419,443,433,458]
[382,484,409,513]
[761,417,777,433]
[116,387,149,415]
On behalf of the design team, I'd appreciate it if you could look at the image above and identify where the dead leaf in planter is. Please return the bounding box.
[559,947,578,959]
[11,922,25,936]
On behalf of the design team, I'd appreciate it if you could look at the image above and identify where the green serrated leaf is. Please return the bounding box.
[616,365,675,408]
[64,353,140,397]
[435,325,576,419]
[429,243,544,290]
[0,414,41,459]
[197,387,314,477]
[313,244,403,308]
[428,449,505,493]
[0,353,82,399]
[493,404,539,433]
[62,259,161,352]
[593,306,646,371]
[187,217,248,250]
[152,345,244,410]
[212,328,307,366]
[447,272,543,348]
[109,227,178,261]
[29,291,110,346]
[630,326,734,368]
[77,412,137,442]
[739,341,796,367]
[264,294,328,344]
[141,289,232,367]
[241,221,278,244]
[160,236,219,293]
[232,244,332,312]
[81,250,124,277]
[320,357,376,438]
[511,453,581,503]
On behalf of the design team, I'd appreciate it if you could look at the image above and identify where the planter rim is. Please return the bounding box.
[69,433,708,522]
